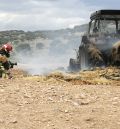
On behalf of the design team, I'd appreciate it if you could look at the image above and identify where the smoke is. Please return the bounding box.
[12,29,120,75]
[14,36,81,75]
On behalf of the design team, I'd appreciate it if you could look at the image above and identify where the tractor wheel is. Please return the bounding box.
[69,58,80,71]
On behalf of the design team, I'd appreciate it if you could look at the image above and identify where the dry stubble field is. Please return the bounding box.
[0,68,120,129]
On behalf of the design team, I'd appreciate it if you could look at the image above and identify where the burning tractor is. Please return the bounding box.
[69,10,120,71]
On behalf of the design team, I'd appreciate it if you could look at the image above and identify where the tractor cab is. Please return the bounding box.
[88,10,120,38]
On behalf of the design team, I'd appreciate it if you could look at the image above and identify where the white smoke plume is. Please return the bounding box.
[14,36,81,75]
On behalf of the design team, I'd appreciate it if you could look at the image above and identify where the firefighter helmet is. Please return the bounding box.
[2,43,13,52]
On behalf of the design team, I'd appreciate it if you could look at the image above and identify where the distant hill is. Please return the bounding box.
[0,24,88,63]
[0,24,88,46]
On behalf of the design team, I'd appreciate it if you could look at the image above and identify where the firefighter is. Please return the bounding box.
[0,43,13,78]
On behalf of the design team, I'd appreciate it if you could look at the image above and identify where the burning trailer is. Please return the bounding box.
[69,10,120,71]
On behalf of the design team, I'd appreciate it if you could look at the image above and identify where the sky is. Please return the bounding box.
[0,0,120,31]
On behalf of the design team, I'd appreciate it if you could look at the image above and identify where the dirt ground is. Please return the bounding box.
[0,68,120,129]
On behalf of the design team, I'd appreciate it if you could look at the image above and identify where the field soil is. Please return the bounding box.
[0,67,120,129]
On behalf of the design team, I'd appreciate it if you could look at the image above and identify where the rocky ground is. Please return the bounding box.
[0,67,120,129]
